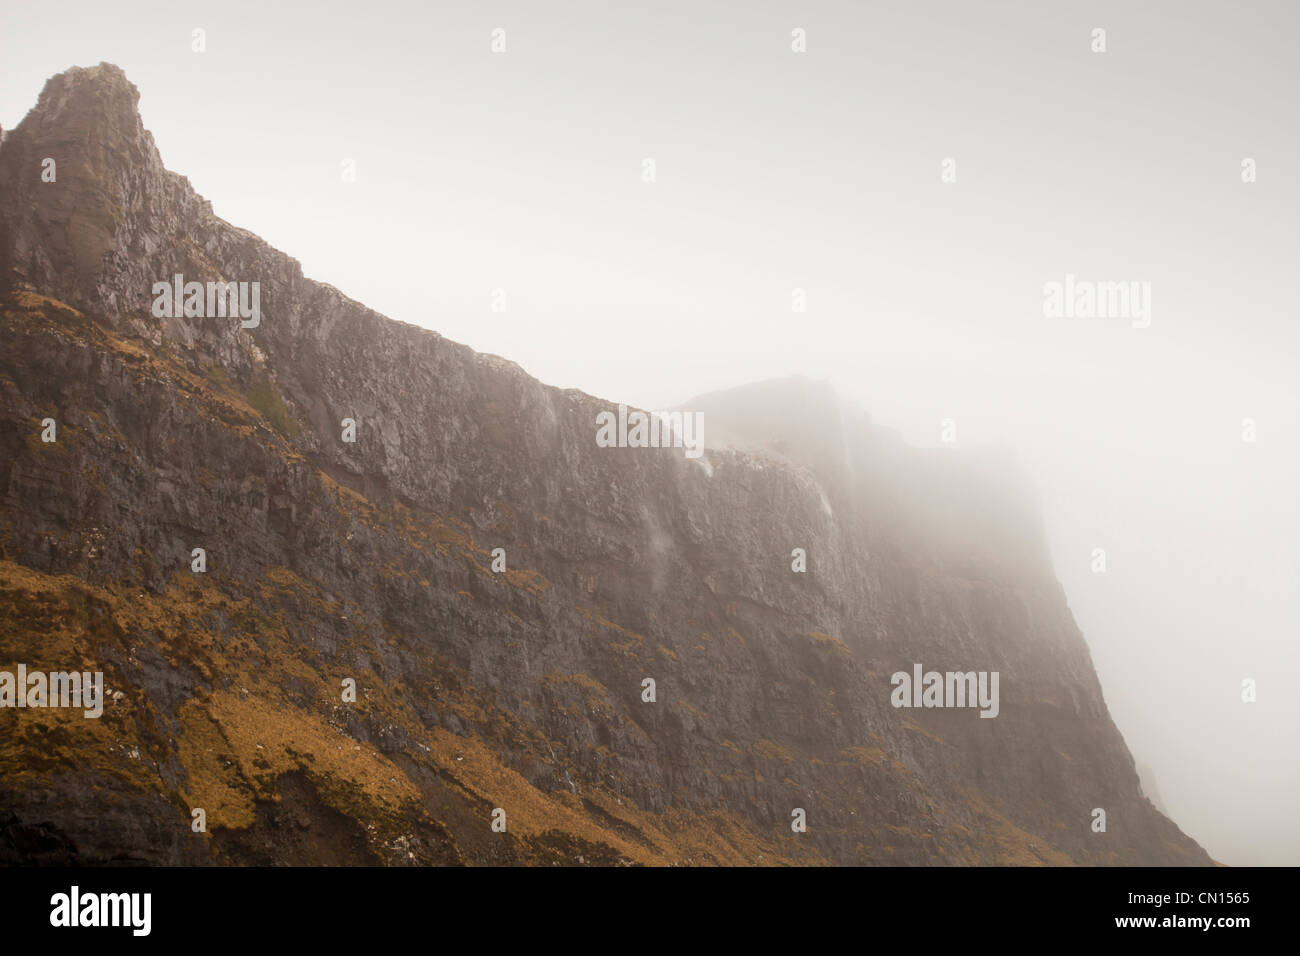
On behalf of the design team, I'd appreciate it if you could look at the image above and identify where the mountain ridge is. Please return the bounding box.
[0,63,1211,865]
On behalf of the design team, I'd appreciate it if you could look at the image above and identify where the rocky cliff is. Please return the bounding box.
[0,63,1210,865]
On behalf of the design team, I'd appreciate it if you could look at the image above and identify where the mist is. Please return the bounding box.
[3,0,1295,864]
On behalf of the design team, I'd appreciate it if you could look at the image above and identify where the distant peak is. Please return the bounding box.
[686,375,842,411]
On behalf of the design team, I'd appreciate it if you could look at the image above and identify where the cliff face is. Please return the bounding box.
[0,63,1209,866]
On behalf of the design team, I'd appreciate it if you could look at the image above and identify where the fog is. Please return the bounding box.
[3,0,1296,864]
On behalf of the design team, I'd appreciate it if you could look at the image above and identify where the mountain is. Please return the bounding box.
[1137,763,1171,819]
[0,63,1209,865]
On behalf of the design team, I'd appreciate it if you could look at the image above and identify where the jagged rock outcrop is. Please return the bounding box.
[0,63,1210,865]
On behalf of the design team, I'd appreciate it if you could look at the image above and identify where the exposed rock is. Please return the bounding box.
[0,64,1211,865]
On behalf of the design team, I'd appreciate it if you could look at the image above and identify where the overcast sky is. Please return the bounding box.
[3,0,1297,865]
